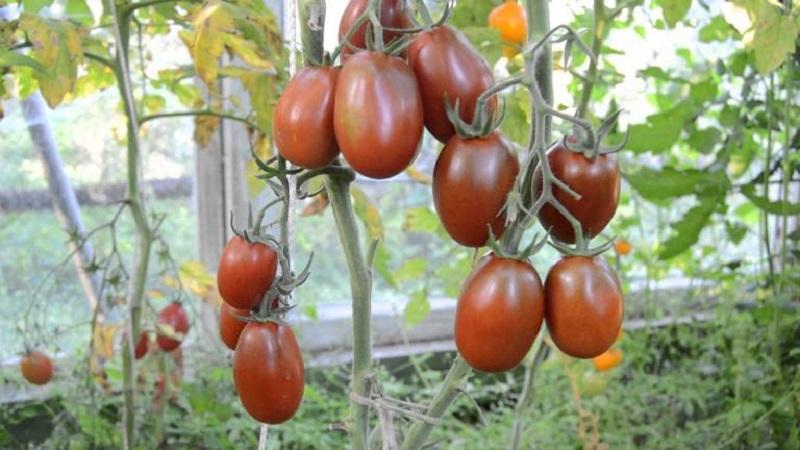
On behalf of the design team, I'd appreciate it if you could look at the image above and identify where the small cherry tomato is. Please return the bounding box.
[234,322,304,424]
[489,0,527,45]
[545,256,623,358]
[455,255,545,372]
[592,348,623,372]
[134,332,149,359]
[156,302,190,352]
[20,350,54,385]
[217,236,279,310]
[614,239,632,256]
[219,303,250,351]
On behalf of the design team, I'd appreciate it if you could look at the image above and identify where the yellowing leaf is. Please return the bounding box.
[194,114,220,147]
[147,289,165,299]
[222,34,275,71]
[191,1,236,86]
[246,158,264,196]
[351,185,383,240]
[724,0,799,74]
[162,276,180,290]
[405,166,431,185]
[92,323,119,359]
[179,260,216,297]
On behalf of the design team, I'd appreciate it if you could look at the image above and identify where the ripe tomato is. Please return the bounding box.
[489,0,527,44]
[455,255,544,372]
[592,348,623,372]
[544,256,623,358]
[533,140,620,243]
[433,132,519,247]
[134,332,149,359]
[217,236,279,310]
[407,25,495,143]
[20,350,53,385]
[614,239,632,256]
[233,322,304,424]
[220,303,250,351]
[156,302,190,352]
[338,0,411,59]
[274,67,340,169]
[334,51,424,178]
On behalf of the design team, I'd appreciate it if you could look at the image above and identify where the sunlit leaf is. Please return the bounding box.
[659,193,722,259]
[373,244,397,288]
[393,257,428,283]
[92,323,120,359]
[178,260,216,297]
[404,290,430,327]
[723,0,799,74]
[403,207,441,234]
[194,114,220,147]
[741,184,800,216]
[626,167,722,203]
[659,0,692,27]
[0,48,45,72]
[350,185,383,240]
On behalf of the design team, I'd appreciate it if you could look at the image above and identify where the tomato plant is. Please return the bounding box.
[219,303,250,351]
[274,67,340,169]
[338,0,411,59]
[156,302,190,352]
[544,256,623,358]
[533,140,620,243]
[433,132,519,247]
[407,25,495,143]
[334,51,424,179]
[20,350,54,385]
[455,255,545,372]
[233,321,304,424]
[217,236,279,310]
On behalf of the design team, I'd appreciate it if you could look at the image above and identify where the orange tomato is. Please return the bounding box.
[614,239,632,256]
[592,348,623,372]
[489,1,527,45]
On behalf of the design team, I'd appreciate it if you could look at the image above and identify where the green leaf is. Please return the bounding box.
[687,127,721,154]
[350,185,383,240]
[19,13,83,107]
[404,290,430,327]
[0,48,45,73]
[626,167,721,203]
[725,221,748,245]
[659,194,720,259]
[189,1,236,86]
[699,15,734,42]
[393,257,428,283]
[626,102,693,154]
[689,79,718,104]
[460,26,503,68]
[499,88,531,145]
[403,207,441,234]
[373,244,397,288]
[724,0,799,74]
[22,0,51,14]
[741,184,800,216]
[66,0,94,25]
[660,0,692,27]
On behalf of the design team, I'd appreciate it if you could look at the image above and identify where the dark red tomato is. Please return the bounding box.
[433,132,519,247]
[408,25,496,143]
[338,0,411,59]
[233,322,304,424]
[334,51,424,179]
[134,332,149,360]
[455,255,544,372]
[533,140,620,243]
[220,303,249,350]
[274,67,340,169]
[20,350,54,385]
[156,302,190,352]
[544,256,623,358]
[217,236,279,309]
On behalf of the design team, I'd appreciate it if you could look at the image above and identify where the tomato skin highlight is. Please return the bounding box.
[533,141,620,243]
[20,350,54,385]
[274,67,340,169]
[545,256,623,358]
[489,0,527,44]
[407,25,495,143]
[334,51,424,179]
[156,302,190,352]
[455,255,545,373]
[219,303,249,351]
[433,132,519,247]
[217,236,279,310]
[233,322,304,424]
[338,0,411,59]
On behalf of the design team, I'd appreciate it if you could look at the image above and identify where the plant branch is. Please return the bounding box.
[576,0,605,119]
[139,110,260,130]
[507,340,549,449]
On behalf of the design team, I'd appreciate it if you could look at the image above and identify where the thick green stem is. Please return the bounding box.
[576,0,605,119]
[398,358,472,450]
[526,0,552,142]
[325,176,372,450]
[109,6,153,449]
[299,0,326,66]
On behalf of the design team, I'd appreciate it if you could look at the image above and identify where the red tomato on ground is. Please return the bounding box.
[334,51,424,179]
[20,350,54,385]
[156,302,190,352]
[233,322,304,424]
[433,132,519,247]
[545,256,623,358]
[407,25,495,143]
[219,303,250,351]
[455,255,545,372]
[338,0,411,59]
[274,67,340,169]
[533,140,620,243]
[217,236,279,310]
